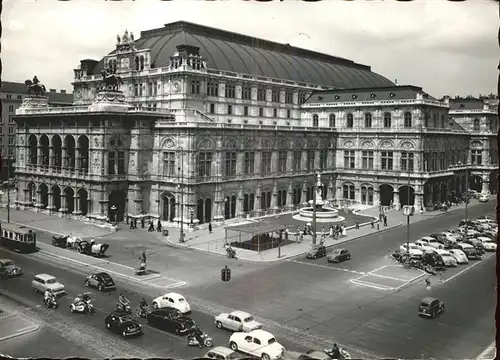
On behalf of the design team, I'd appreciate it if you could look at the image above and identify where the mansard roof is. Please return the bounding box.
[303,85,437,104]
[448,98,485,111]
[92,21,395,89]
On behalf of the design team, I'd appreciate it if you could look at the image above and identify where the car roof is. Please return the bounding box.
[231,310,251,318]
[433,249,448,254]
[332,248,346,252]
[164,292,184,299]
[151,308,180,316]
[421,297,438,304]
[421,237,436,241]
[248,329,273,338]
[35,273,55,280]
[208,347,236,356]
[94,272,110,277]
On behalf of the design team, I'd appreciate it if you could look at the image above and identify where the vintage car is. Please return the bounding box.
[105,311,142,337]
[0,259,23,278]
[456,243,482,260]
[477,237,497,252]
[432,249,457,267]
[418,236,443,249]
[478,194,489,203]
[204,346,250,360]
[327,248,351,263]
[229,329,285,360]
[146,308,195,335]
[448,249,469,264]
[399,243,423,258]
[152,292,191,313]
[306,245,327,260]
[215,310,262,332]
[85,272,116,291]
[32,273,66,296]
[418,297,445,318]
[52,234,69,248]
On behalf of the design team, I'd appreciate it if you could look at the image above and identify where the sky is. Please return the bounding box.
[3,0,498,98]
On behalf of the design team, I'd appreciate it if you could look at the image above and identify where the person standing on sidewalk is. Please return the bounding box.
[208,222,212,234]
[370,219,375,228]
[383,215,388,227]
[355,221,360,230]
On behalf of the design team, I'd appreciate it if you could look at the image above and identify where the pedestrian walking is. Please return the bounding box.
[141,218,145,229]
[129,220,134,229]
[355,221,360,230]
[425,275,431,290]
[370,219,375,228]
[208,222,213,234]
[157,220,162,232]
[133,218,137,229]
[383,215,388,227]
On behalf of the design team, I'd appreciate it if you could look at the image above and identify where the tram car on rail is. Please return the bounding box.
[0,222,37,253]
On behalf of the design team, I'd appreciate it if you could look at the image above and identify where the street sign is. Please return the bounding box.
[402,206,412,216]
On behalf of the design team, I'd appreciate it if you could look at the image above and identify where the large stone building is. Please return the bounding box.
[11,21,496,228]
[0,81,73,179]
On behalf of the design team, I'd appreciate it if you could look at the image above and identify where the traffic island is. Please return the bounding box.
[0,308,39,341]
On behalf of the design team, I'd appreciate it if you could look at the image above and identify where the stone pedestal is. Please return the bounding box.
[16,96,49,115]
[88,90,130,112]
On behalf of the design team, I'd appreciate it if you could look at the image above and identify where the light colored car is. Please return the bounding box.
[414,240,436,253]
[152,292,191,314]
[478,194,489,202]
[458,227,480,237]
[419,237,443,249]
[441,232,459,242]
[448,249,468,264]
[204,346,246,360]
[215,311,263,332]
[399,243,423,258]
[31,274,66,296]
[477,237,497,251]
[229,329,285,360]
[433,249,457,267]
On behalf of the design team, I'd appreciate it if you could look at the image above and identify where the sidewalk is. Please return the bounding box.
[0,300,40,341]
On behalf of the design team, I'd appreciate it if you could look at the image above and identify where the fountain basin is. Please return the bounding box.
[293,206,345,223]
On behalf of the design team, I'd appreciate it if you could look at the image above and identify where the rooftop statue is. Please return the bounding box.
[24,75,46,96]
[100,69,124,91]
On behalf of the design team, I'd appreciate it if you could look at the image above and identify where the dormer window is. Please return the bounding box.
[313,114,319,127]
[347,113,354,128]
[473,118,480,131]
[364,113,372,128]
[404,112,412,128]
[135,55,145,71]
[108,59,117,73]
[352,94,358,100]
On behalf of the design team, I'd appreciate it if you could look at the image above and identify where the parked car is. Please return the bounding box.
[146,308,195,335]
[461,238,485,253]
[85,272,116,291]
[414,240,436,253]
[306,245,327,260]
[0,259,23,278]
[215,310,262,332]
[229,329,285,360]
[31,274,66,296]
[448,249,469,264]
[399,243,423,258]
[327,248,351,263]
[456,243,482,260]
[298,350,331,360]
[477,237,497,252]
[152,292,191,313]
[422,252,446,270]
[478,194,489,202]
[432,249,457,267]
[458,220,480,228]
[105,311,142,337]
[418,297,445,318]
[418,236,443,249]
[204,347,250,360]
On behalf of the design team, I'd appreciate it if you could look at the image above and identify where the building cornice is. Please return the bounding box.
[301,99,449,109]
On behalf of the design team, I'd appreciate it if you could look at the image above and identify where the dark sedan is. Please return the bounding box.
[85,272,116,291]
[0,259,23,278]
[147,308,196,335]
[105,312,142,337]
[306,245,327,259]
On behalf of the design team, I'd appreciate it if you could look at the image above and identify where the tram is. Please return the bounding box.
[0,222,37,253]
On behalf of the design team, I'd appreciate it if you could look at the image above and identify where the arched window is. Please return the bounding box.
[312,114,319,127]
[364,113,372,128]
[383,112,391,128]
[343,184,355,200]
[473,118,480,131]
[346,113,354,128]
[135,57,140,70]
[404,112,412,128]
[140,56,145,71]
[329,114,336,128]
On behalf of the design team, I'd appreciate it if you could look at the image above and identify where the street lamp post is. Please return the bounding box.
[177,148,185,243]
[312,174,317,245]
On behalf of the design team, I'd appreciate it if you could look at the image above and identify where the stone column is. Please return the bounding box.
[414,191,422,211]
[213,183,224,222]
[237,153,244,176]
[301,150,308,171]
[286,182,294,210]
[49,147,54,167]
[393,189,400,210]
[23,189,29,204]
[271,151,277,174]
[62,147,67,168]
[314,150,320,169]
[254,185,262,215]
[271,182,278,211]
[35,189,43,209]
[481,173,490,194]
[47,191,55,211]
[59,194,67,213]
[327,178,334,201]
[37,146,42,167]
[236,188,244,218]
[286,151,293,174]
[373,188,380,206]
[301,181,308,207]
[75,148,81,169]
[75,195,81,215]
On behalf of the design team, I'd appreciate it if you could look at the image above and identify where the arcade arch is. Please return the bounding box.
[197,198,213,224]
[162,193,176,222]
[399,185,415,206]
[109,190,126,222]
[379,184,394,206]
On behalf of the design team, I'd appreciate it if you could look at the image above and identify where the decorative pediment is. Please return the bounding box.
[343,140,355,149]
[400,141,415,149]
[380,140,394,149]
[224,138,238,149]
[293,139,304,149]
[198,138,215,150]
[308,139,319,148]
[161,137,176,149]
[471,140,483,149]
[361,140,374,149]
[244,138,257,149]
[278,138,289,149]
[424,141,431,150]
[261,138,272,149]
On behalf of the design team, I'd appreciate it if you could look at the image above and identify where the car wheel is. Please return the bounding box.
[98,284,104,291]
[216,321,223,329]
[230,342,238,351]
[85,280,90,287]
[262,354,270,360]
[153,302,159,309]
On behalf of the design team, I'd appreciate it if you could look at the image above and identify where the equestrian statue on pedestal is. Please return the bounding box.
[100,69,124,91]
[24,76,46,96]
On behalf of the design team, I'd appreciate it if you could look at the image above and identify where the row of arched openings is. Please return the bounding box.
[27,134,89,172]
[312,112,413,128]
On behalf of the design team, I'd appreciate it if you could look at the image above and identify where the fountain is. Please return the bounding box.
[293,173,345,223]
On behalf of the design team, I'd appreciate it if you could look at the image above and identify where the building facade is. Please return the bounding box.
[0,81,73,179]
[11,22,497,228]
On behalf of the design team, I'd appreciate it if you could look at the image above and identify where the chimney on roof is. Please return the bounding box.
[61,89,66,94]
[50,89,56,93]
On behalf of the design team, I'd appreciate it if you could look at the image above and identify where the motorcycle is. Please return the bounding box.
[44,297,58,309]
[226,246,237,259]
[70,300,95,314]
[324,348,351,360]
[135,306,148,318]
[187,332,213,348]
[117,302,132,314]
[135,262,147,276]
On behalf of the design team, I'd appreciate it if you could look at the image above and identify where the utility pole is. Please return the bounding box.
[312,173,317,245]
